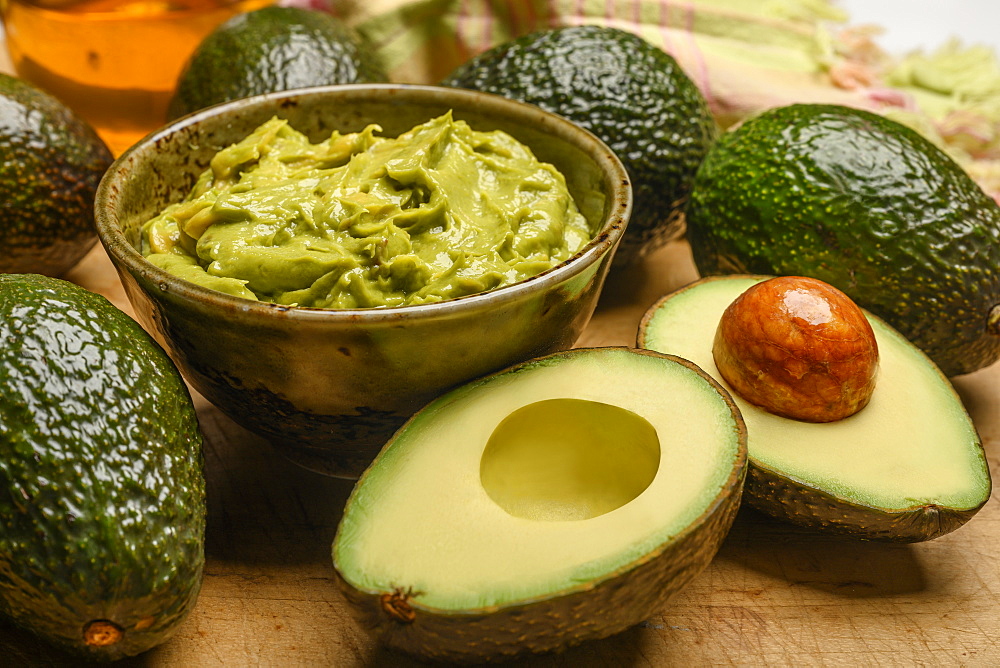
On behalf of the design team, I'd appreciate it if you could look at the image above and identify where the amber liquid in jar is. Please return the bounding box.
[2,0,272,155]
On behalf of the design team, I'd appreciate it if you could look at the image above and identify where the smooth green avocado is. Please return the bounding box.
[0,275,206,660]
[0,74,113,276]
[685,103,1000,377]
[639,275,992,542]
[333,347,746,663]
[442,25,718,266]
[168,6,388,119]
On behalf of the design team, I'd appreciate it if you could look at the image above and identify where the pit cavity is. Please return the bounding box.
[480,398,660,521]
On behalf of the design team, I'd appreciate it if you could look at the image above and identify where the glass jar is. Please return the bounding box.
[1,0,273,155]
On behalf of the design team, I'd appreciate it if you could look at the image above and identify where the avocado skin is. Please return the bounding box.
[0,74,113,277]
[442,26,718,265]
[746,462,988,543]
[686,104,1000,377]
[168,6,388,119]
[0,275,206,660]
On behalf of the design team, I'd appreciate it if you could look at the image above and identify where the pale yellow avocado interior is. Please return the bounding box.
[642,277,989,512]
[481,398,663,521]
[334,349,742,611]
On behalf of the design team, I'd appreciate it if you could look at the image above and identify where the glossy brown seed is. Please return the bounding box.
[713,276,879,422]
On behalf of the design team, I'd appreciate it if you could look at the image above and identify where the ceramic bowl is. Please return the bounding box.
[95,84,631,478]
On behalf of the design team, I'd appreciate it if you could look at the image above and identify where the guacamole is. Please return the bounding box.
[141,112,592,308]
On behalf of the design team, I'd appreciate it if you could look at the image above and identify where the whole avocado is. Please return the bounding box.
[0,275,206,660]
[441,25,718,265]
[168,6,388,119]
[686,103,1000,377]
[0,74,113,276]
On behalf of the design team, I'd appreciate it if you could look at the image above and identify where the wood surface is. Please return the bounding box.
[1,240,998,667]
[2,41,999,668]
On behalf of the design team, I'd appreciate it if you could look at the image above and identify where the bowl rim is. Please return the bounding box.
[95,83,631,322]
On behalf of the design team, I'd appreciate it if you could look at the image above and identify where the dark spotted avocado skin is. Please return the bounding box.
[686,103,1000,377]
[168,6,388,120]
[0,74,113,277]
[0,274,206,660]
[442,25,718,265]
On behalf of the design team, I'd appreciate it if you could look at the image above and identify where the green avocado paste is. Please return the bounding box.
[140,112,593,309]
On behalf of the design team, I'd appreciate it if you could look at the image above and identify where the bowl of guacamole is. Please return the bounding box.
[95,84,631,478]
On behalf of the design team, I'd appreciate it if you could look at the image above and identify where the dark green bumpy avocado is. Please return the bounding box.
[0,275,206,660]
[0,74,113,277]
[442,25,718,265]
[168,6,388,119]
[686,104,1000,377]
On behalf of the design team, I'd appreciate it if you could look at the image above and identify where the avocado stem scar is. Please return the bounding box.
[988,304,1000,336]
[83,619,123,646]
[380,587,417,624]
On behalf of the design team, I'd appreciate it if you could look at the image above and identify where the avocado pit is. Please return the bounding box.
[712,276,879,422]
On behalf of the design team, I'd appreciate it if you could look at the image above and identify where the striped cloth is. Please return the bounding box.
[317,0,896,126]
[308,0,1000,201]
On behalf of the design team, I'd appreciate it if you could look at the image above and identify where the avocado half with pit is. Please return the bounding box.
[638,275,992,542]
[332,347,747,663]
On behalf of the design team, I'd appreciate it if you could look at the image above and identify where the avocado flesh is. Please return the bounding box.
[333,347,746,662]
[0,275,206,659]
[639,276,991,541]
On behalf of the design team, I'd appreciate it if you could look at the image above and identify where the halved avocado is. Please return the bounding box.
[638,275,992,542]
[332,347,746,663]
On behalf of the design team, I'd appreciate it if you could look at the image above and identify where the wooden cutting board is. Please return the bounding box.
[2,240,998,667]
[2,41,999,667]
